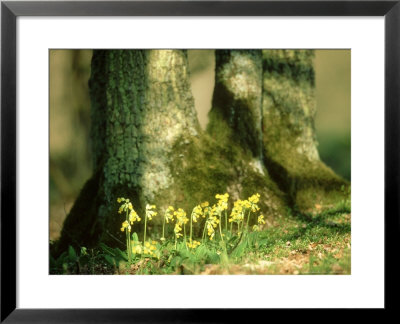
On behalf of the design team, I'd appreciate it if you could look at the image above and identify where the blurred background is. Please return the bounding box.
[49,49,351,240]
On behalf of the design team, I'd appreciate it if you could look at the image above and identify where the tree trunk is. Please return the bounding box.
[261,50,348,211]
[205,49,286,216]
[209,50,263,158]
[57,50,200,251]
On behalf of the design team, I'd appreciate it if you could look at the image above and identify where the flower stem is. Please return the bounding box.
[143,212,148,251]
[202,220,207,244]
[246,210,251,231]
[183,223,188,250]
[126,230,130,263]
[190,211,193,243]
[219,213,224,242]
[125,210,132,263]
[162,210,166,241]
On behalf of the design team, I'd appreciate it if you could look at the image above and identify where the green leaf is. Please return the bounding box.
[205,248,220,263]
[247,232,257,247]
[68,246,77,262]
[80,247,88,256]
[231,236,248,259]
[49,256,57,269]
[170,256,182,268]
[194,245,208,260]
[99,242,117,256]
[131,232,139,242]
[178,249,191,260]
[56,252,68,267]
[104,254,116,267]
[115,248,128,261]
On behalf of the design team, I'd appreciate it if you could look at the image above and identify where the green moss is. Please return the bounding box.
[167,122,287,226]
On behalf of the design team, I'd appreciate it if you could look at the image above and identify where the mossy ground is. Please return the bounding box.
[50,198,350,275]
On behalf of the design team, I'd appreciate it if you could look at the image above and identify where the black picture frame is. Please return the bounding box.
[1,0,399,321]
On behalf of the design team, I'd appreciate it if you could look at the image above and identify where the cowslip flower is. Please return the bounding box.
[215,193,229,211]
[229,199,245,223]
[129,209,141,224]
[143,241,157,255]
[258,214,266,225]
[248,193,261,212]
[207,222,215,240]
[131,241,142,254]
[174,208,188,225]
[165,206,175,223]
[201,203,211,218]
[120,220,131,232]
[248,193,260,204]
[117,197,136,215]
[146,204,157,220]
[201,201,209,208]
[174,223,183,238]
[191,205,202,223]
[187,240,201,249]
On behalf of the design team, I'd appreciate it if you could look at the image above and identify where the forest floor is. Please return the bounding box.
[50,202,351,275]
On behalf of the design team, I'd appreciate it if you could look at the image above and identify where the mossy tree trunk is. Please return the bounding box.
[57,50,200,251]
[56,49,348,253]
[261,50,348,211]
[204,49,286,219]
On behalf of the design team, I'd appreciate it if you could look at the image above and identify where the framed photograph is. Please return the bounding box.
[1,0,398,321]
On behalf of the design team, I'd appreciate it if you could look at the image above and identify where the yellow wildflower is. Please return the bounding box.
[201,201,209,208]
[187,240,201,249]
[248,193,261,212]
[174,223,183,238]
[174,208,188,225]
[248,193,260,204]
[121,220,131,232]
[129,209,141,224]
[191,205,202,223]
[215,193,229,211]
[258,214,265,225]
[207,222,215,240]
[146,204,158,220]
[165,206,175,223]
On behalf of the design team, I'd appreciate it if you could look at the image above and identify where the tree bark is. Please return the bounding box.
[209,50,263,158]
[261,50,348,211]
[205,49,286,219]
[57,50,200,251]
